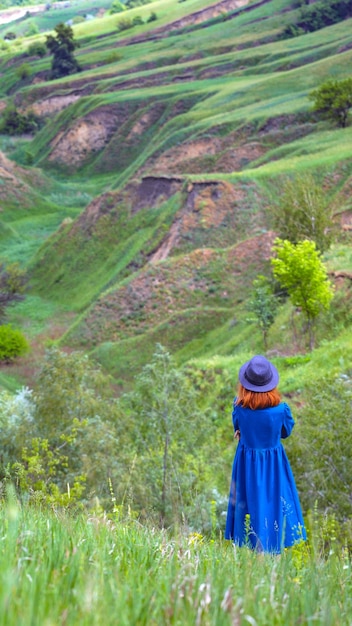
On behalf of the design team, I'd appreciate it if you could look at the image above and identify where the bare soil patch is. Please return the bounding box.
[48,106,122,166]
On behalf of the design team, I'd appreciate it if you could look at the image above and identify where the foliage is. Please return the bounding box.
[26,41,47,57]
[45,22,81,79]
[301,372,352,521]
[0,106,39,135]
[147,11,157,22]
[0,348,125,507]
[132,15,144,25]
[293,375,352,524]
[125,0,152,6]
[248,275,278,349]
[299,0,352,30]
[0,346,232,528]
[25,21,39,37]
[309,78,352,128]
[271,239,334,349]
[12,430,86,509]
[15,63,32,80]
[283,0,352,37]
[0,263,28,321]
[109,0,126,13]
[268,173,335,252]
[72,15,85,24]
[0,325,29,362]
[121,344,214,527]
[116,17,134,30]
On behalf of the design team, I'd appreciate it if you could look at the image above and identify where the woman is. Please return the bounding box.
[225,355,306,553]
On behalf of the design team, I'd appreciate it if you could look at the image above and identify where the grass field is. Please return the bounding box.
[0,500,351,626]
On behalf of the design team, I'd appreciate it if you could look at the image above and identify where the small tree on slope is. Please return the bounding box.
[271,239,334,350]
[45,23,81,79]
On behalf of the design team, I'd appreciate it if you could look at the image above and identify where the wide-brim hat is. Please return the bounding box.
[238,355,279,392]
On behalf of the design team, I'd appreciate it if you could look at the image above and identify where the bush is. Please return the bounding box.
[0,325,29,362]
[126,0,151,6]
[27,41,46,57]
[72,15,85,24]
[293,376,352,523]
[109,0,126,13]
[282,0,352,37]
[147,11,157,22]
[0,107,39,135]
[132,15,143,25]
[25,21,39,37]
[103,51,122,64]
[309,78,352,128]
[16,63,31,80]
[117,17,133,31]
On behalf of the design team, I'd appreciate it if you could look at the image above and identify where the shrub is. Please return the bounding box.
[132,15,143,25]
[27,41,46,57]
[282,0,352,37]
[16,63,31,80]
[25,21,39,37]
[309,78,352,128]
[126,0,151,6]
[147,11,157,22]
[117,17,133,31]
[0,325,29,362]
[0,107,39,135]
[109,0,126,13]
[4,32,16,40]
[103,51,122,64]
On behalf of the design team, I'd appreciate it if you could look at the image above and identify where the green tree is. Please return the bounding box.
[271,239,334,349]
[122,344,212,527]
[45,23,81,79]
[309,77,352,128]
[268,173,334,252]
[248,275,278,349]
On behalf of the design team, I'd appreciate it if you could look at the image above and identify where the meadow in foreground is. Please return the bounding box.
[0,499,351,626]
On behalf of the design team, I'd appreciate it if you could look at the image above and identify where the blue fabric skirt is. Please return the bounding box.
[225,442,306,553]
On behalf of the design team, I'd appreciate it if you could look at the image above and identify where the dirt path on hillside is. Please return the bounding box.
[0,4,46,24]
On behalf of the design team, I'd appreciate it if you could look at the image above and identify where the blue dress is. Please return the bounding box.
[225,400,306,553]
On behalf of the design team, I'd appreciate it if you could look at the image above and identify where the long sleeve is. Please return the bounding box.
[232,398,239,431]
[281,402,295,439]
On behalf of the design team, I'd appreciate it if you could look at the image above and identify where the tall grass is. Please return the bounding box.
[0,499,351,625]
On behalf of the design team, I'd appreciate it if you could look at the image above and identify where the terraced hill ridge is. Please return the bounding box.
[0,0,351,385]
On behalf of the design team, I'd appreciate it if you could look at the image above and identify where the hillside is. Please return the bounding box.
[0,0,351,388]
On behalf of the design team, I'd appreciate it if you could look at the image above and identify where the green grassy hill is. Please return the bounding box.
[0,0,351,389]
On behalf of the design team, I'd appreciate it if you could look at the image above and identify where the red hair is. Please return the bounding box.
[235,384,281,410]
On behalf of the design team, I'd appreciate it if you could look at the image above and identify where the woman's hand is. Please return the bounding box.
[234,430,240,440]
